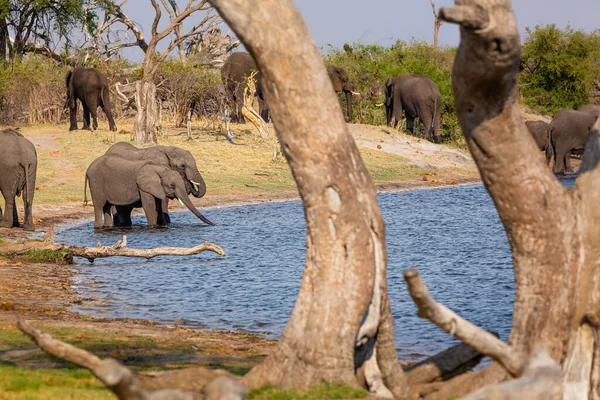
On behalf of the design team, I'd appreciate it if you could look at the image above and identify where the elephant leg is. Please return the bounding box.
[89,106,99,131]
[160,198,171,226]
[553,146,566,174]
[101,91,117,132]
[258,96,270,122]
[12,202,19,228]
[433,102,442,144]
[0,190,17,228]
[102,203,113,228]
[406,116,415,136]
[140,192,159,227]
[234,85,245,123]
[114,206,132,227]
[82,104,91,131]
[565,150,573,173]
[0,204,3,221]
[421,113,434,142]
[69,101,78,131]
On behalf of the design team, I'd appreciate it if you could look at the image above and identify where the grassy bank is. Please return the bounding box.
[3,120,459,208]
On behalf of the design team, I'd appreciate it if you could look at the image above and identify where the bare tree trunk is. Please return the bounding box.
[429,0,443,48]
[133,79,158,144]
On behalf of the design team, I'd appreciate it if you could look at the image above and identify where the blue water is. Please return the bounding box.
[56,179,575,359]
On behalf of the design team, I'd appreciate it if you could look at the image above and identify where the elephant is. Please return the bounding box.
[525,120,551,163]
[221,52,269,123]
[104,142,207,226]
[549,108,597,174]
[66,67,117,132]
[579,104,600,120]
[0,129,37,231]
[326,65,353,122]
[385,74,442,143]
[84,156,213,229]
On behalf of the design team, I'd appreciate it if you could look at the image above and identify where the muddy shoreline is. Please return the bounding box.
[0,175,479,367]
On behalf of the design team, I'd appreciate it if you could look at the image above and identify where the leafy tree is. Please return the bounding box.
[0,0,94,62]
[520,24,600,115]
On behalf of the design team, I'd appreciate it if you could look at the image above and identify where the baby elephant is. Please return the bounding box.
[84,156,213,229]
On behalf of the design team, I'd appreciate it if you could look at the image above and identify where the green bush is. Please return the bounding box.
[520,25,600,116]
[323,40,463,145]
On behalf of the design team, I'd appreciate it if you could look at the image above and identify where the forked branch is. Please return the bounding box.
[403,269,523,376]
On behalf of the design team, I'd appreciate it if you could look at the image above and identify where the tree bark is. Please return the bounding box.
[133,79,158,144]
[208,0,406,396]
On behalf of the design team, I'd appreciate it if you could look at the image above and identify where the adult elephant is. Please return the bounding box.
[549,108,597,174]
[385,74,442,143]
[66,67,117,132]
[84,156,213,229]
[104,142,207,226]
[0,129,37,231]
[326,65,353,122]
[525,120,551,163]
[221,52,269,123]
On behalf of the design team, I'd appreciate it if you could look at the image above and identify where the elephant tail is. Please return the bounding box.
[431,97,438,137]
[66,70,75,109]
[83,173,89,207]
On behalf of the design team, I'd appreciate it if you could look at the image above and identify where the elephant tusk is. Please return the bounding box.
[178,198,185,207]
[351,91,361,96]
[190,181,202,186]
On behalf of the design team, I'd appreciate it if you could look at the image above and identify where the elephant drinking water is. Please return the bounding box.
[104,142,207,226]
[84,156,213,229]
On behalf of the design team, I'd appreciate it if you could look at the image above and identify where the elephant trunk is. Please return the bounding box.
[345,90,353,122]
[185,166,207,198]
[176,189,214,226]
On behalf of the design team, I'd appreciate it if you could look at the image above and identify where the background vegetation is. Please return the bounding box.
[0,24,598,146]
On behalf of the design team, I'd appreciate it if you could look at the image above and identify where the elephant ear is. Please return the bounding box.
[137,166,166,200]
[385,77,394,88]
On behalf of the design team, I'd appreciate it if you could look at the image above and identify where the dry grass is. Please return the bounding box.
[0,119,440,208]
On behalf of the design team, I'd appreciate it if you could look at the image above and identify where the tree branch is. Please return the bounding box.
[403,269,524,376]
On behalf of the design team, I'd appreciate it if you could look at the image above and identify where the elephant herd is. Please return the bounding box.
[0,128,213,231]
[525,104,600,174]
[221,52,443,142]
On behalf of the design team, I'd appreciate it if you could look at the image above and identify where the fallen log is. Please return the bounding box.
[0,226,225,263]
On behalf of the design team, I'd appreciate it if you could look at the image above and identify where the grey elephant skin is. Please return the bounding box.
[104,142,207,226]
[525,120,551,163]
[550,105,600,174]
[84,156,213,229]
[221,52,269,123]
[0,129,37,231]
[66,68,117,132]
[327,65,353,122]
[385,74,442,143]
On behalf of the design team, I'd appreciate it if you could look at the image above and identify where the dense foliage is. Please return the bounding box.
[520,25,600,116]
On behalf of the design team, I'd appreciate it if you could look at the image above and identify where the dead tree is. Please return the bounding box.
[16,0,600,398]
[428,0,443,48]
[242,71,271,140]
[132,0,220,144]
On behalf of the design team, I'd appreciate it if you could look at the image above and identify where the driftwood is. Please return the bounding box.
[17,320,246,400]
[0,226,225,263]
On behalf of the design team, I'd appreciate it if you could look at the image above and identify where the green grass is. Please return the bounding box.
[249,383,368,400]
[0,248,72,264]
[0,364,114,400]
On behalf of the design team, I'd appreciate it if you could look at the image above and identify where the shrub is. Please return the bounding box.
[520,25,600,116]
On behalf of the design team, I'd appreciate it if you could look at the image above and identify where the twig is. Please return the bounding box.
[403,268,523,376]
